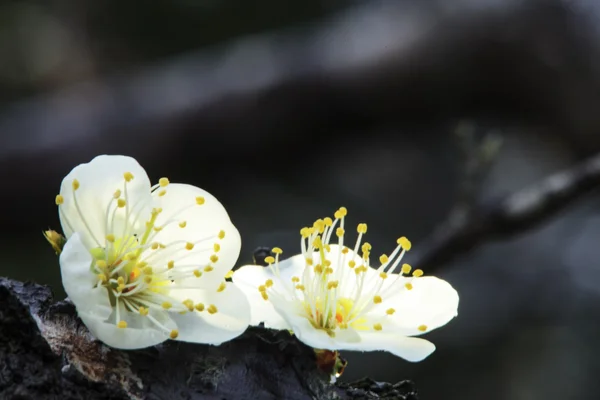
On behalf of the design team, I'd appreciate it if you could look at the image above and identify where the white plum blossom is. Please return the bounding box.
[56,155,250,349]
[234,207,459,362]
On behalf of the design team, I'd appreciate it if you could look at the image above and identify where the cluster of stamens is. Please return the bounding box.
[258,207,428,336]
[56,172,228,339]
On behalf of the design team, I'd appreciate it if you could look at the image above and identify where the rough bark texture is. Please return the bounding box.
[0,278,418,400]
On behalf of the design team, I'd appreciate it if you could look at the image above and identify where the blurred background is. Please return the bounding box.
[2,0,600,399]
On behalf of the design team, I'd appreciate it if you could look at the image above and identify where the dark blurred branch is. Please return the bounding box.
[412,151,600,271]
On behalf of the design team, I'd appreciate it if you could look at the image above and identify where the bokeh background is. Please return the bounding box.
[2,0,600,399]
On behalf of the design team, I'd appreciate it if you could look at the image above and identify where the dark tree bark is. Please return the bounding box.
[0,278,418,400]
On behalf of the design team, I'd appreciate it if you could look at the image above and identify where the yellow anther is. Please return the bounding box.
[325,267,334,275]
[291,276,300,283]
[341,246,349,254]
[117,276,124,285]
[151,242,159,250]
[182,299,194,311]
[412,269,424,277]
[113,189,121,199]
[324,244,331,252]
[300,227,310,238]
[117,199,127,208]
[312,236,323,249]
[72,179,80,190]
[97,274,107,283]
[334,207,348,219]
[207,304,218,314]
[357,223,368,234]
[185,242,194,250]
[193,269,202,277]
[401,264,412,274]
[213,243,221,253]
[373,323,382,331]
[314,265,323,274]
[116,284,125,293]
[327,281,339,290]
[306,258,313,265]
[258,285,266,292]
[153,225,163,233]
[170,329,179,339]
[139,307,149,316]
[225,270,234,279]
[159,177,170,187]
[96,260,107,269]
[324,260,332,267]
[261,292,269,300]
[162,302,172,309]
[348,260,356,268]
[405,283,413,290]
[204,265,214,272]
[144,276,152,284]
[151,208,160,216]
[264,256,275,265]
[217,282,227,292]
[313,219,325,233]
[398,237,412,251]
[386,308,396,315]
[142,266,153,275]
[137,261,148,268]
[218,230,225,239]
[296,284,305,291]
[265,279,273,288]
[123,172,134,182]
[117,320,127,329]
[179,221,187,228]
[55,195,64,205]
[272,247,283,255]
[362,242,372,252]
[324,217,333,226]
[196,196,205,205]
[373,295,382,304]
[158,190,166,197]
[380,255,390,264]
[418,325,428,332]
[167,260,175,269]
[380,272,388,279]
[159,243,166,249]
[336,227,345,237]
[339,322,348,329]
[126,252,138,261]
[195,303,205,312]
[210,254,219,263]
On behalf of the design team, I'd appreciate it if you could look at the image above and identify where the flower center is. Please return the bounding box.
[259,207,423,337]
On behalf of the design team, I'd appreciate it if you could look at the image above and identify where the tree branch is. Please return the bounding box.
[411,151,600,271]
[0,277,418,400]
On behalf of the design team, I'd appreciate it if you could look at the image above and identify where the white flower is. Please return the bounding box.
[56,155,250,349]
[234,207,459,362]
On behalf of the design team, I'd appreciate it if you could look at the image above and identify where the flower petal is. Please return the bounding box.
[277,300,435,362]
[232,264,293,330]
[79,308,172,349]
[353,331,436,362]
[59,232,108,311]
[59,155,152,249]
[152,183,241,281]
[374,276,459,336]
[167,282,250,345]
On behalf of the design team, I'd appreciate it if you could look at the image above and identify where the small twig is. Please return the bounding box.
[411,151,600,271]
